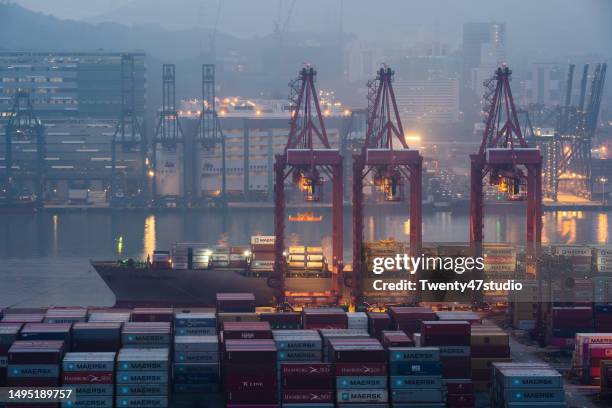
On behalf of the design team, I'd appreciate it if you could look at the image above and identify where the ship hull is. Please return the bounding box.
[92,262,333,307]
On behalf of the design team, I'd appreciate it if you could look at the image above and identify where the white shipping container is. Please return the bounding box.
[553,246,592,257]
[251,236,275,245]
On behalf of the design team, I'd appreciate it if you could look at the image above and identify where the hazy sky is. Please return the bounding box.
[9,0,612,59]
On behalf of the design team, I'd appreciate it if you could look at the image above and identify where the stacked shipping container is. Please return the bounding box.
[115,348,170,407]
[389,347,444,407]
[62,352,115,407]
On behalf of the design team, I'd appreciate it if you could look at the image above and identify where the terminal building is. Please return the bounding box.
[0,51,147,203]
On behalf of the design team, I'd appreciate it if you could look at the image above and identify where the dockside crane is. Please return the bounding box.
[110,54,145,206]
[193,64,226,205]
[350,66,423,306]
[152,64,187,204]
[270,65,344,305]
[470,66,542,300]
[3,92,45,206]
[553,63,607,199]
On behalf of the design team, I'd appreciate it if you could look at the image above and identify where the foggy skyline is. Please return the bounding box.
[8,0,612,60]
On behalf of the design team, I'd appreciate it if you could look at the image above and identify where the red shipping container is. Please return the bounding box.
[421,321,471,346]
[1,314,45,324]
[224,339,277,363]
[440,356,471,379]
[130,308,174,322]
[216,293,256,313]
[445,379,474,395]
[259,312,301,328]
[302,308,347,330]
[223,322,273,340]
[367,312,392,339]
[8,341,64,364]
[281,362,333,389]
[447,394,476,407]
[282,390,333,403]
[381,330,414,348]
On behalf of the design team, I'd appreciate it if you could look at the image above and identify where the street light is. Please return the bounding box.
[598,176,608,205]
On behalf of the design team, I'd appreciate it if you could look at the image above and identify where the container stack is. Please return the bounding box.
[131,308,174,323]
[174,311,217,337]
[171,242,212,270]
[121,322,172,349]
[259,312,302,330]
[511,281,539,331]
[389,347,444,407]
[470,325,511,392]
[594,305,612,332]
[389,306,436,337]
[287,246,307,270]
[601,360,612,397]
[367,312,392,340]
[491,362,566,408]
[445,379,475,408]
[381,331,413,348]
[274,330,323,365]
[548,307,593,349]
[173,335,220,393]
[62,352,115,407]
[482,244,518,304]
[421,321,471,380]
[281,362,334,407]
[553,245,592,273]
[44,307,87,324]
[332,337,388,407]
[20,323,72,350]
[303,308,347,330]
[229,247,249,269]
[250,236,275,272]
[72,322,122,352]
[0,324,20,386]
[1,313,45,324]
[222,321,273,341]
[223,339,278,406]
[595,277,612,303]
[88,310,131,324]
[212,246,231,268]
[216,293,256,314]
[347,312,368,331]
[594,246,612,273]
[115,348,170,407]
[7,340,65,387]
[582,343,612,385]
[572,333,612,379]
[319,329,370,363]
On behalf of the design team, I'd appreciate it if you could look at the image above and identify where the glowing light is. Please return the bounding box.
[143,216,156,259]
[147,170,155,178]
[404,133,421,145]
[598,213,608,244]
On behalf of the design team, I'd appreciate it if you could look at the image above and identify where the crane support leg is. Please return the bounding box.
[332,160,344,295]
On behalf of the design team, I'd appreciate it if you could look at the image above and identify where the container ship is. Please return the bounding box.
[92,236,334,307]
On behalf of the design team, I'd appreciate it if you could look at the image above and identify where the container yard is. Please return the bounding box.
[3,301,610,407]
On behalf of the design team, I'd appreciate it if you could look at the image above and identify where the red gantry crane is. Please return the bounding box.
[270,65,344,305]
[470,66,542,260]
[351,66,423,306]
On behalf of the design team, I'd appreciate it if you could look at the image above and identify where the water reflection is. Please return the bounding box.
[143,215,156,258]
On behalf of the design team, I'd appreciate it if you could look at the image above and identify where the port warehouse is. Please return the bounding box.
[3,299,606,407]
